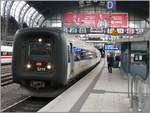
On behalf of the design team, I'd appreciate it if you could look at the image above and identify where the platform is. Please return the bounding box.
[38,59,147,113]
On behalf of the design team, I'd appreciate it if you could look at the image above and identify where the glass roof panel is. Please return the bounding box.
[29,11,39,26]
[10,1,20,17]
[33,14,42,27]
[24,7,33,23]
[1,1,5,16]
[26,8,36,25]
[38,16,45,26]
[5,1,13,16]
[14,1,26,22]
[20,4,29,19]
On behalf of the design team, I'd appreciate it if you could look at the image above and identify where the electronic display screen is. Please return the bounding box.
[104,44,119,50]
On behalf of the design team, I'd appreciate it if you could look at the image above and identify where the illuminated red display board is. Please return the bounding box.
[64,12,128,27]
[64,12,99,27]
[102,13,128,27]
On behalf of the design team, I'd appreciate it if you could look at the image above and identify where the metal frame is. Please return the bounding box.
[39,18,46,27]
[18,2,27,26]
[29,10,37,27]
[31,7,60,27]
[24,7,33,25]
[38,16,45,27]
[31,12,40,27]
[34,14,43,27]
[3,1,14,42]
[13,1,21,19]
[21,5,31,26]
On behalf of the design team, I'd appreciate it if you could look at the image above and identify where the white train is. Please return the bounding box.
[1,46,13,64]
[12,28,101,97]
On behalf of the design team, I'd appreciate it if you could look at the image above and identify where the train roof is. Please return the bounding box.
[65,33,98,52]
[15,28,99,53]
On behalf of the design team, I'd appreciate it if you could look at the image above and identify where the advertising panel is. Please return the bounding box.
[64,12,128,28]
[63,12,99,27]
[102,13,128,27]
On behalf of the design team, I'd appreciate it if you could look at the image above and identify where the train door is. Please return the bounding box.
[70,43,74,78]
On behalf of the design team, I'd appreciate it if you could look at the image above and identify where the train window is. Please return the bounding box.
[74,54,80,61]
[69,47,97,61]
[80,49,97,60]
[80,49,87,60]
[73,47,81,61]
[29,42,52,56]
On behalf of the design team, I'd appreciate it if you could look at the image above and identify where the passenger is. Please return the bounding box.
[115,54,121,68]
[76,54,80,61]
[102,49,105,58]
[107,53,114,73]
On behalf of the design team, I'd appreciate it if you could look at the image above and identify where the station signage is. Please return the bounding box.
[111,28,119,36]
[126,28,135,34]
[63,27,90,34]
[126,28,144,35]
[64,12,128,28]
[78,1,106,8]
[135,28,144,34]
[117,28,125,34]
[107,0,116,11]
[104,44,119,50]
[78,1,115,9]
[90,28,106,33]
[64,26,144,35]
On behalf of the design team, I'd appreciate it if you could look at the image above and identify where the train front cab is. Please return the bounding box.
[12,28,68,89]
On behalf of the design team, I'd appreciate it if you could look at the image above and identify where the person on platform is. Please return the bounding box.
[107,53,114,73]
[115,54,121,68]
[102,49,105,58]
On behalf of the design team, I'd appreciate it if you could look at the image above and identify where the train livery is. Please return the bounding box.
[1,46,13,64]
[12,28,100,97]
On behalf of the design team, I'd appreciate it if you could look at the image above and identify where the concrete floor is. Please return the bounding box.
[38,59,150,113]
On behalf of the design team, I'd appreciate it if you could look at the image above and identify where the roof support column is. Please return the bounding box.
[4,1,14,44]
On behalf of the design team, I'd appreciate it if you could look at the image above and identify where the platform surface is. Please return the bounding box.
[38,59,148,113]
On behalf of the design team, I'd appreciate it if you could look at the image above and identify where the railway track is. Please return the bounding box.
[1,65,13,86]
[1,73,13,86]
[2,96,53,112]
[1,65,12,74]
[1,64,99,112]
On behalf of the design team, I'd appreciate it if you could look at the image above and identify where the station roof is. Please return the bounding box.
[1,1,149,45]
[27,1,149,20]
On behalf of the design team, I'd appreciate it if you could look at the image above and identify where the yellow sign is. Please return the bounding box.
[111,28,118,36]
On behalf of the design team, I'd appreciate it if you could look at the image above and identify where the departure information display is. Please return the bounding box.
[104,44,119,50]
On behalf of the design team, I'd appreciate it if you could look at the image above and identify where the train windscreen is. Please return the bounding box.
[29,42,52,56]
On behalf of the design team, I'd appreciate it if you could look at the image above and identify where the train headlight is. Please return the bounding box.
[47,64,51,70]
[26,64,31,69]
[38,38,42,42]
